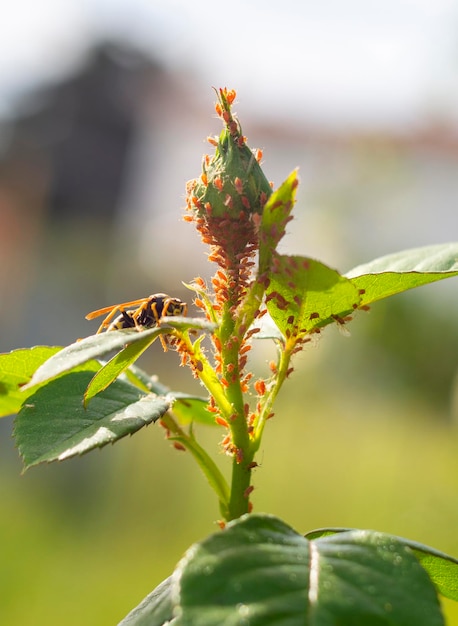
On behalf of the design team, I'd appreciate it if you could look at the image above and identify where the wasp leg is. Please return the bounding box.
[96,307,123,333]
[158,334,170,352]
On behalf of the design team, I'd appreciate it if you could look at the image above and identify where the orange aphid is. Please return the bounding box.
[214,177,224,191]
[221,434,231,447]
[254,379,266,396]
[194,298,205,309]
[226,89,236,104]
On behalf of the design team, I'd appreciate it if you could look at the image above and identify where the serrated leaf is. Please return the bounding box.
[23,328,162,390]
[169,513,443,626]
[347,243,458,276]
[14,369,169,469]
[0,346,62,417]
[266,254,361,340]
[25,318,215,392]
[346,243,458,306]
[84,333,159,406]
[306,527,458,602]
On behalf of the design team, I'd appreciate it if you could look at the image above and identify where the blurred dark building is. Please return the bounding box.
[1,41,165,222]
[0,41,169,347]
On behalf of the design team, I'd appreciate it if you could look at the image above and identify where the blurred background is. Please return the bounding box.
[1,0,458,623]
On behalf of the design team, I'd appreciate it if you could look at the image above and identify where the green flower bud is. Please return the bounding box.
[189,89,272,220]
[185,89,273,266]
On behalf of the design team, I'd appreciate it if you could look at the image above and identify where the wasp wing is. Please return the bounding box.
[85,298,149,320]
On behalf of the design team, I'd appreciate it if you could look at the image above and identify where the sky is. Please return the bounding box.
[1,0,458,128]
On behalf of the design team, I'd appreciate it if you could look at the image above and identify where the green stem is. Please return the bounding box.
[227,449,255,521]
[177,325,255,521]
[218,315,244,433]
[222,237,275,519]
[219,295,255,520]
[252,343,293,452]
[219,307,245,417]
[161,413,230,519]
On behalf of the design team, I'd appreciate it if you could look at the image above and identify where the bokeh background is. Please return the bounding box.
[1,1,458,623]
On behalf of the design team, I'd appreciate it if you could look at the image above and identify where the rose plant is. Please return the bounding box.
[1,88,458,625]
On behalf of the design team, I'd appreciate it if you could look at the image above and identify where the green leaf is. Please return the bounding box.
[121,364,214,426]
[117,576,174,626]
[170,513,443,625]
[159,316,217,334]
[84,333,159,406]
[347,242,458,276]
[306,527,458,603]
[251,314,285,341]
[346,243,458,305]
[266,254,361,340]
[170,392,214,426]
[259,170,299,263]
[23,329,162,390]
[412,546,458,603]
[307,531,444,626]
[124,363,170,395]
[14,369,170,469]
[0,346,61,417]
[25,318,215,392]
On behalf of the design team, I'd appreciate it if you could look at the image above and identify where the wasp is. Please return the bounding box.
[86,293,187,342]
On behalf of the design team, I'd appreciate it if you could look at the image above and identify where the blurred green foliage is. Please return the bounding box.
[2,359,458,624]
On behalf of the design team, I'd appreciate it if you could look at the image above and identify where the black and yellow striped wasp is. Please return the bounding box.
[86,293,187,336]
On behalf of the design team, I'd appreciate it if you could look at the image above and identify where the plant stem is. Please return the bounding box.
[252,344,293,452]
[219,295,255,520]
[160,413,230,519]
[227,453,254,520]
